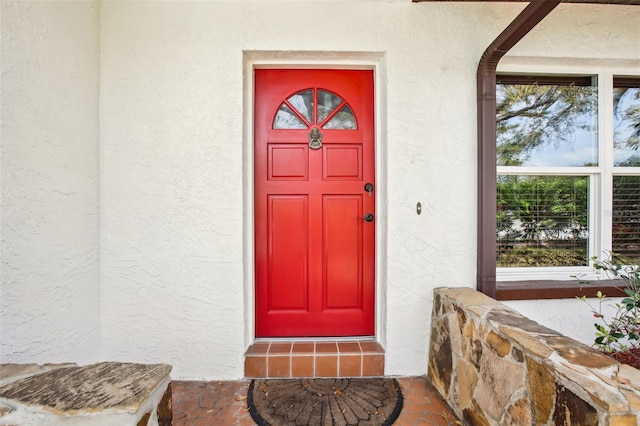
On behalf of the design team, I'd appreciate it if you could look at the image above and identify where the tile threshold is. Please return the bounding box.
[244,338,385,378]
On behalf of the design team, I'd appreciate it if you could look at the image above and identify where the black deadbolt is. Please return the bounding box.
[364,183,374,193]
[363,213,374,222]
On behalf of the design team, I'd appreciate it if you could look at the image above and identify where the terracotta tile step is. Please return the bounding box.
[244,340,384,378]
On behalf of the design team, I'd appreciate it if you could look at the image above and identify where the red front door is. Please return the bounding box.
[254,69,375,337]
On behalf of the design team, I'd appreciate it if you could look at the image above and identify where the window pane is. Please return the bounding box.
[288,90,313,124]
[273,104,308,129]
[613,84,640,167]
[323,105,357,130]
[496,78,597,167]
[613,175,640,262]
[317,90,343,123]
[497,175,589,267]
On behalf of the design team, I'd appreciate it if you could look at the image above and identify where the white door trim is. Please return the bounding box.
[242,51,388,350]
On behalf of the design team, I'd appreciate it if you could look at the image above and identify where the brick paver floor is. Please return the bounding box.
[171,376,461,425]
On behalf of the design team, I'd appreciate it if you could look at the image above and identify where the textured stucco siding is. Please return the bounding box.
[0,1,101,364]
[99,1,517,379]
[99,2,639,379]
[0,1,638,380]
[510,3,640,59]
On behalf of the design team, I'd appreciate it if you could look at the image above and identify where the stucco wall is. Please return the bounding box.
[98,1,639,379]
[1,1,638,380]
[0,1,101,364]
[503,297,622,349]
[99,1,511,379]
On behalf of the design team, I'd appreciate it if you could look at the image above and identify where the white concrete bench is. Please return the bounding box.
[0,362,172,425]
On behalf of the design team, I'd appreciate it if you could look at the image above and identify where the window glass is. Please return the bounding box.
[273,89,357,130]
[612,175,640,263]
[274,104,308,129]
[273,90,313,129]
[317,90,343,123]
[496,78,597,167]
[323,105,357,130]
[613,82,640,167]
[497,175,589,267]
[287,90,313,123]
[491,72,640,294]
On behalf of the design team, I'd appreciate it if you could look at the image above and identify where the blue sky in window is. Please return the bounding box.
[517,87,639,167]
[524,126,598,167]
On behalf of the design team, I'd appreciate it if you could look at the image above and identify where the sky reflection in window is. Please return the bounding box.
[496,82,598,167]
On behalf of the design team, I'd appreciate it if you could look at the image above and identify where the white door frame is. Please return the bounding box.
[242,51,388,349]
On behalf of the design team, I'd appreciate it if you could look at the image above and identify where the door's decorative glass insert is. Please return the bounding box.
[287,90,314,123]
[613,82,640,167]
[273,89,357,130]
[317,90,343,123]
[497,175,589,267]
[274,104,308,129]
[496,78,597,167]
[613,175,640,262]
[273,90,313,129]
[323,105,357,130]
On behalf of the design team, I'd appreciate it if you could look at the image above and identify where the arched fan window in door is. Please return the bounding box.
[273,89,357,130]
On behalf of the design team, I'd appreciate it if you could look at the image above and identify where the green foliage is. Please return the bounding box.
[578,253,640,353]
[498,246,586,268]
[497,175,589,267]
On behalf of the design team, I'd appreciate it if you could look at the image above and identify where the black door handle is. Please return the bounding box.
[359,213,374,222]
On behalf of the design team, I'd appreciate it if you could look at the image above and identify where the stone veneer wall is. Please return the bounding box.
[428,287,640,425]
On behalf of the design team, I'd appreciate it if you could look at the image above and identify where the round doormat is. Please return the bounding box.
[247,378,403,426]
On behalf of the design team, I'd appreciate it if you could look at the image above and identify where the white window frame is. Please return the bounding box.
[496,58,640,282]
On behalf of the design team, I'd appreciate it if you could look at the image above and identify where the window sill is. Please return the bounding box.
[496,279,627,301]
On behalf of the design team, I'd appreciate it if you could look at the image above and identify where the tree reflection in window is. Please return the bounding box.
[318,90,342,123]
[496,76,640,268]
[274,104,307,129]
[496,77,597,167]
[496,76,596,268]
[324,105,357,130]
[612,81,640,262]
[613,81,640,167]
